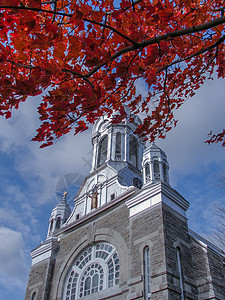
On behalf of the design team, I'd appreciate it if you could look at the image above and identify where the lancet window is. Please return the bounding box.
[63,242,120,299]
[97,136,108,167]
[144,246,151,300]
[55,217,61,230]
[31,292,37,300]
[163,163,168,183]
[177,248,184,300]
[153,158,160,180]
[129,135,138,168]
[145,163,151,183]
[115,132,121,161]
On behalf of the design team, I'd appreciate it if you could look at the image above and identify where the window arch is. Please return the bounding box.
[63,242,120,299]
[97,136,108,167]
[55,217,61,230]
[145,163,150,183]
[115,132,121,161]
[49,219,53,231]
[129,135,138,168]
[144,246,151,300]
[31,291,37,300]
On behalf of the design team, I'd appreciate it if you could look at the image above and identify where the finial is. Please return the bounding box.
[62,190,68,200]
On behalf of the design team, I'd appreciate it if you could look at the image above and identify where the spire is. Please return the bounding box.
[47,191,71,238]
[142,142,170,186]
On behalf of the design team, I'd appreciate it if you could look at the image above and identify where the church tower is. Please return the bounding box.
[25,116,225,300]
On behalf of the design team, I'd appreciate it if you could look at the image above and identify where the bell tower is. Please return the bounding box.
[66,115,145,223]
[47,191,71,238]
[142,142,169,186]
[91,115,143,173]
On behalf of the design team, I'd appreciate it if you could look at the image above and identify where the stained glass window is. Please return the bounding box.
[63,242,120,299]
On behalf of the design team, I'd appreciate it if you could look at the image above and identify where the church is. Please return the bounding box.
[25,115,225,300]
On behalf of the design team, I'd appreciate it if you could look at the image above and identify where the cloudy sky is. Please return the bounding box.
[0,77,224,300]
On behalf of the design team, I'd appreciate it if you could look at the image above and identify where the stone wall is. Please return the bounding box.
[162,204,198,299]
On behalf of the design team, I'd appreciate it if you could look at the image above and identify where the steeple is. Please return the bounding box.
[142,142,170,186]
[47,191,71,238]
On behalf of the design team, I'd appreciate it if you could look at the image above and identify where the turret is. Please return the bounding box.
[47,191,71,238]
[142,142,169,186]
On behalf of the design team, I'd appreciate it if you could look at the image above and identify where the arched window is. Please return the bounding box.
[177,248,184,300]
[55,217,61,230]
[163,163,168,183]
[144,246,151,300]
[115,132,121,161]
[145,163,150,183]
[153,159,160,180]
[63,242,120,299]
[49,219,53,231]
[129,135,138,168]
[97,136,108,167]
[31,292,37,300]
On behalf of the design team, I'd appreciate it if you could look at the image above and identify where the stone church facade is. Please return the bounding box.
[25,116,225,300]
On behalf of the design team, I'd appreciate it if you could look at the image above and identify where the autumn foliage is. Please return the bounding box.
[0,0,225,147]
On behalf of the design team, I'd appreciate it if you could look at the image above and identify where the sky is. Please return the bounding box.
[0,77,224,300]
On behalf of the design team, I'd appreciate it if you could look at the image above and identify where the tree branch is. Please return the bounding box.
[0,5,138,46]
[83,17,138,46]
[85,16,225,78]
[7,59,35,69]
[62,68,94,89]
[158,34,225,73]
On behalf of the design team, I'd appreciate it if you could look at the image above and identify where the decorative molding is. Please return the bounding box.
[126,182,189,217]
[31,237,59,265]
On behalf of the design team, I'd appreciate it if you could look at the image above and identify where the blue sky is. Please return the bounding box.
[0,77,224,300]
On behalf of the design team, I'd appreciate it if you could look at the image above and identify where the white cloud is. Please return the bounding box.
[0,227,27,284]
[157,77,225,182]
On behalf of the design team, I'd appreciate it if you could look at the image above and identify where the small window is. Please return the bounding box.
[115,132,121,160]
[111,194,115,201]
[55,217,61,230]
[76,214,80,220]
[144,246,151,300]
[153,159,160,180]
[31,292,37,300]
[163,163,168,183]
[145,163,150,183]
[129,135,138,168]
[177,248,184,300]
[49,219,53,231]
[97,136,108,167]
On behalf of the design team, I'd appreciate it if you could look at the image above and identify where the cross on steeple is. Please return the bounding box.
[63,190,68,200]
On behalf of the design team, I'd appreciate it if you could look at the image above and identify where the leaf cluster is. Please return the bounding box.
[0,0,225,147]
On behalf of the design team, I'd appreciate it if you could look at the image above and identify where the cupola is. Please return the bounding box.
[90,115,144,172]
[142,143,169,186]
[47,191,71,238]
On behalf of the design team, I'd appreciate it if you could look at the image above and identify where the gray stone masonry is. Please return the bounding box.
[25,194,225,300]
[190,236,225,300]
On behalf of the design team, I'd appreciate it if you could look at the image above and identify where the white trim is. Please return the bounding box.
[189,229,225,257]
[126,182,189,217]
[31,238,59,265]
